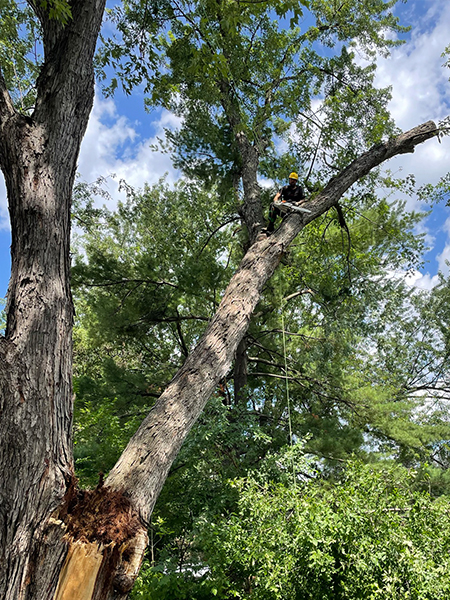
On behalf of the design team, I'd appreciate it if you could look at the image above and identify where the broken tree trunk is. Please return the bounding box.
[0,1,106,598]
[0,9,438,594]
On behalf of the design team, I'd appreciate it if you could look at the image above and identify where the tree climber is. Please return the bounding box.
[263,172,306,234]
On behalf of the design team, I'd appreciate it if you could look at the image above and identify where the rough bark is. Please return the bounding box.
[105,121,439,527]
[0,1,106,598]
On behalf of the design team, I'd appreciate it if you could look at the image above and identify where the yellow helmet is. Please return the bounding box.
[288,172,299,180]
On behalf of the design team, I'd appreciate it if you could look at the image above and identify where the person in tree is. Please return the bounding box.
[263,172,306,234]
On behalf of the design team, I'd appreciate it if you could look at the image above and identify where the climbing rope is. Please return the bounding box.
[281,308,298,494]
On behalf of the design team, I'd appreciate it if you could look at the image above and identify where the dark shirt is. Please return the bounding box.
[279,184,305,202]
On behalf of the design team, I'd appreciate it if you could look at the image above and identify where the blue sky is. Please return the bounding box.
[1,0,450,299]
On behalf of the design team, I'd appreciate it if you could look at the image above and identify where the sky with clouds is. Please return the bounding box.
[0,0,450,299]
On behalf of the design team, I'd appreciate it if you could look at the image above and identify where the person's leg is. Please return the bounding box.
[267,203,280,232]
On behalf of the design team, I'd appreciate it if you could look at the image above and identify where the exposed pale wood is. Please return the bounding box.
[54,542,104,600]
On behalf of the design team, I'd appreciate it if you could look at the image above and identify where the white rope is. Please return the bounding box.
[281,308,297,493]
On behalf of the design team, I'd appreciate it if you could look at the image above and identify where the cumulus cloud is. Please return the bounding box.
[405,269,440,291]
[367,0,450,278]
[377,1,450,128]
[76,93,180,207]
[357,0,450,198]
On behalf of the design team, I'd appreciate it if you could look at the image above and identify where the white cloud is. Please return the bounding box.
[0,177,7,231]
[259,177,275,189]
[403,217,450,289]
[77,93,180,206]
[364,0,450,273]
[405,269,440,291]
[356,0,450,207]
[376,1,450,129]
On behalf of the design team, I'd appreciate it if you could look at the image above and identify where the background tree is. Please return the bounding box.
[175,460,450,600]
[101,0,413,249]
[70,172,450,597]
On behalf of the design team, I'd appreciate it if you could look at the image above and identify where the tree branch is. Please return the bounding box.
[0,69,16,125]
[81,278,179,289]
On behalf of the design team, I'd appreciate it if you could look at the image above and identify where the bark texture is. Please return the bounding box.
[219,79,265,244]
[0,1,106,598]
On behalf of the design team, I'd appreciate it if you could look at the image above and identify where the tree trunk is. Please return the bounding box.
[0,1,106,598]
[233,335,248,404]
[218,79,265,244]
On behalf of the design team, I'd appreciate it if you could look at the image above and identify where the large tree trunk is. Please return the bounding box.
[0,4,438,595]
[0,1,106,598]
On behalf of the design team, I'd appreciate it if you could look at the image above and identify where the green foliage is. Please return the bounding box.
[71,170,445,481]
[415,172,450,208]
[72,177,239,484]
[131,460,450,600]
[443,43,450,73]
[72,169,450,480]
[0,0,42,110]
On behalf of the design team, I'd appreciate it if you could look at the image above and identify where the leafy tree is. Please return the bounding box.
[200,460,450,600]
[71,178,238,485]
[102,0,410,242]
[130,457,450,600]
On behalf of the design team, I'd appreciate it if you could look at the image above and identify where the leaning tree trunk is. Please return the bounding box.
[0,1,106,599]
[102,121,439,579]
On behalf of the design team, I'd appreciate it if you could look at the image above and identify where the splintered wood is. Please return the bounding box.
[53,541,104,600]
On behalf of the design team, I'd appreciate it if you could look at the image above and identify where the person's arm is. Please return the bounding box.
[294,186,306,204]
[273,190,282,202]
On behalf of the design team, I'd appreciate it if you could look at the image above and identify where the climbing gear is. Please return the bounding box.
[288,172,299,180]
[281,309,298,500]
[273,201,311,214]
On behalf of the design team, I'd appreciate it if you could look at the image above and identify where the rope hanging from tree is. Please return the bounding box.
[281,307,298,494]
